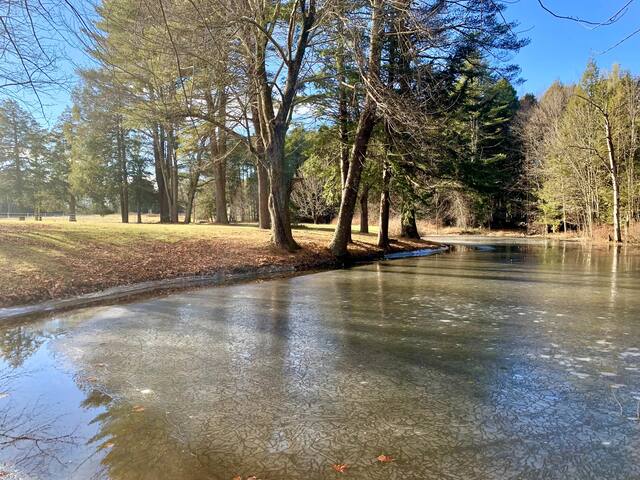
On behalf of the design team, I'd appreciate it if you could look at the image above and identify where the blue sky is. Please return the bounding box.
[504,0,640,96]
[23,0,640,124]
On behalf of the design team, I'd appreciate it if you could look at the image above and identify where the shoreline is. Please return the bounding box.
[0,234,446,322]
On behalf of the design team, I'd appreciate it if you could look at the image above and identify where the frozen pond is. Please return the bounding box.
[1,239,640,479]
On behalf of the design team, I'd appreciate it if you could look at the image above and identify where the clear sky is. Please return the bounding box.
[504,0,640,96]
[21,0,640,124]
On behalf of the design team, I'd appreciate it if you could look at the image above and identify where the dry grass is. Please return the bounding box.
[0,215,436,307]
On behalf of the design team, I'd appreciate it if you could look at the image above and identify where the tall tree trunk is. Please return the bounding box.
[336,31,354,244]
[605,116,622,242]
[153,126,170,223]
[168,129,179,223]
[183,173,200,225]
[117,122,129,223]
[257,161,270,229]
[267,132,298,250]
[377,160,391,250]
[12,123,24,212]
[249,0,315,250]
[561,181,567,233]
[212,92,229,225]
[400,203,420,239]
[330,106,378,256]
[213,157,228,224]
[251,107,271,229]
[184,194,194,224]
[336,28,351,205]
[137,190,142,224]
[359,185,369,234]
[330,0,384,257]
[184,144,205,225]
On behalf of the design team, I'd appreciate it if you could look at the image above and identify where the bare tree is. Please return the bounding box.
[291,174,334,223]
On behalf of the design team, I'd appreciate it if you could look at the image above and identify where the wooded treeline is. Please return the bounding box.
[521,62,640,242]
[1,1,637,249]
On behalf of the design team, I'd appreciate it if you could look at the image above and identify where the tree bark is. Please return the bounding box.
[400,203,420,239]
[12,122,24,212]
[330,0,384,257]
[168,129,179,223]
[605,116,622,242]
[337,31,352,244]
[257,161,270,229]
[117,121,129,223]
[153,126,170,223]
[213,155,228,224]
[267,132,298,250]
[377,161,391,250]
[337,27,350,192]
[359,186,369,234]
[212,91,229,225]
[183,173,200,225]
[251,106,271,230]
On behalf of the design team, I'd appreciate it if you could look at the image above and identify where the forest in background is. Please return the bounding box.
[1,0,639,251]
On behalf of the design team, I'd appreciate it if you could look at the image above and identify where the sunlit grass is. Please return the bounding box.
[0,214,435,307]
[0,214,381,245]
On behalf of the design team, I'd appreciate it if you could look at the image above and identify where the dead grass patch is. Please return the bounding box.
[0,217,437,307]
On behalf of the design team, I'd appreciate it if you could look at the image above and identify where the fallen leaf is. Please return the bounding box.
[246,477,257,480]
[376,454,394,463]
[131,405,145,413]
[332,463,348,473]
[231,476,241,480]
[105,442,115,448]
[85,376,98,382]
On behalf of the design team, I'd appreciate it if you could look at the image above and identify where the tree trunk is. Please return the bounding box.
[117,122,129,223]
[12,122,24,212]
[153,127,170,223]
[183,143,205,225]
[400,203,420,239]
[213,157,228,224]
[337,37,352,244]
[359,186,369,234]
[377,161,391,250]
[69,194,77,222]
[605,116,622,242]
[330,106,377,257]
[329,0,384,257]
[267,133,298,251]
[183,174,199,225]
[251,107,271,230]
[257,161,270,229]
[183,198,193,224]
[168,130,179,223]
[249,0,315,250]
[212,92,229,225]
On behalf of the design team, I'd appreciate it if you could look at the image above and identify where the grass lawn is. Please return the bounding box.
[0,215,435,308]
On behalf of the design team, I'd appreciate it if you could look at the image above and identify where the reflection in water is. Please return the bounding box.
[0,240,640,479]
[0,326,49,368]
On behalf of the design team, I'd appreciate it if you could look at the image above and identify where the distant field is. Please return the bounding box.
[0,215,431,308]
